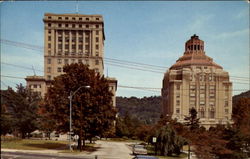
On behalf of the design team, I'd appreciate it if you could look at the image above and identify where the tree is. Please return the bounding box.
[0,85,41,138]
[43,63,116,151]
[155,125,185,156]
[184,108,200,131]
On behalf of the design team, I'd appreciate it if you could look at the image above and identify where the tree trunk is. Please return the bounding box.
[21,132,25,139]
[78,133,82,151]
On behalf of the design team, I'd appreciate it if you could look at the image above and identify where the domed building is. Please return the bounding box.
[162,34,233,129]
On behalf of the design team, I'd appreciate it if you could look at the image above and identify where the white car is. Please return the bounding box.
[132,145,147,155]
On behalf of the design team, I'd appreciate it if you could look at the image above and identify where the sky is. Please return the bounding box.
[0,1,249,98]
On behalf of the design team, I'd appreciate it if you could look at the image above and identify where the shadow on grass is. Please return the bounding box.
[23,143,67,150]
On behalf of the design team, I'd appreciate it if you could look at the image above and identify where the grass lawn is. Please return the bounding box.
[1,138,68,150]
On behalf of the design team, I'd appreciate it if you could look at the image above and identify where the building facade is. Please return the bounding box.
[162,35,233,128]
[26,13,117,106]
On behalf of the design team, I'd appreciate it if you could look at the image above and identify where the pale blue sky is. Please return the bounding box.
[1,1,249,97]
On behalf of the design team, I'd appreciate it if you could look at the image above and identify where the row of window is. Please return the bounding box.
[186,44,204,51]
[47,16,100,21]
[47,58,99,66]
[47,23,101,29]
[29,84,41,89]
[47,67,99,74]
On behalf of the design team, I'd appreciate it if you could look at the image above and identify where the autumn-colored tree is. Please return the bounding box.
[43,63,116,151]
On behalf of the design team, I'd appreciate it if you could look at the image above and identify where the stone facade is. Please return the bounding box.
[26,13,117,107]
[162,35,233,129]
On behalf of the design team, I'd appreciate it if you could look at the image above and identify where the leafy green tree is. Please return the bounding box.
[156,125,185,156]
[44,63,116,151]
[1,85,41,138]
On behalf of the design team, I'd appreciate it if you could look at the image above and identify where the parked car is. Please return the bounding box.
[132,155,159,159]
[132,144,147,155]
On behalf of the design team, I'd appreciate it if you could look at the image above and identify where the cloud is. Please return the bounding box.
[213,28,249,39]
[187,14,214,33]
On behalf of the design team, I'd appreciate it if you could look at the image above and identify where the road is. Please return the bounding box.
[1,140,134,159]
[89,140,134,159]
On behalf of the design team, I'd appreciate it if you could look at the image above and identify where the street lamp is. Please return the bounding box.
[68,85,90,151]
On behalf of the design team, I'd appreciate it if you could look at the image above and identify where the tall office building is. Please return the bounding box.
[162,35,233,128]
[26,13,117,106]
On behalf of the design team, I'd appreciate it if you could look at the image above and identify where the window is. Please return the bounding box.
[48,43,51,48]
[33,84,37,88]
[96,45,99,50]
[85,37,89,41]
[58,24,62,27]
[176,93,180,98]
[48,23,51,27]
[200,110,205,118]
[225,109,229,114]
[47,67,51,73]
[225,101,228,107]
[65,24,68,27]
[95,60,99,65]
[95,53,99,57]
[86,25,89,28]
[57,59,62,64]
[65,17,68,20]
[96,25,99,28]
[176,100,180,105]
[209,110,215,118]
[48,36,51,41]
[96,37,99,42]
[72,24,75,28]
[64,59,69,64]
[47,75,51,80]
[176,84,180,90]
[96,31,99,35]
[58,17,62,20]
[96,18,99,20]
[48,30,51,34]
[48,16,51,19]
[65,44,69,49]
[176,108,180,114]
[79,24,82,28]
[78,59,82,63]
[47,58,51,64]
[71,59,75,63]
[86,18,89,20]
[57,67,62,72]
[79,17,82,20]
[72,45,76,49]
[85,45,89,50]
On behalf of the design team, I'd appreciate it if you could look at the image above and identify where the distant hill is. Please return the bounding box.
[116,96,162,124]
[116,90,250,125]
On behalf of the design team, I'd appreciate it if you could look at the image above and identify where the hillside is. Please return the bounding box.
[116,96,162,124]
[116,90,250,125]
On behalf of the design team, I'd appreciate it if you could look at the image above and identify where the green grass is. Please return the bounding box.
[1,138,68,150]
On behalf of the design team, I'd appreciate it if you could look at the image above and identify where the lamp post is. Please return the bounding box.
[68,85,90,151]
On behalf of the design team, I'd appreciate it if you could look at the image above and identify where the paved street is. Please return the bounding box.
[89,140,134,159]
